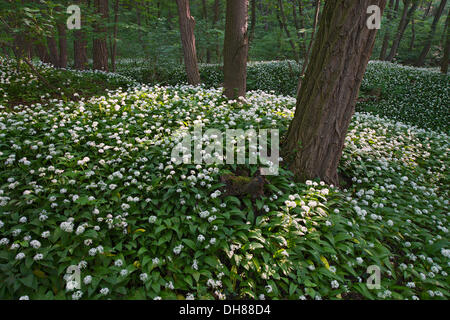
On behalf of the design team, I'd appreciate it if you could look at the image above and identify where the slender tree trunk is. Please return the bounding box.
[57,23,67,68]
[380,0,396,60]
[110,0,119,72]
[410,16,415,50]
[386,0,418,61]
[416,0,447,66]
[223,0,249,99]
[35,42,51,63]
[296,0,320,96]
[284,0,387,185]
[136,1,149,59]
[276,0,299,62]
[47,36,59,67]
[249,0,257,45]
[442,10,449,73]
[423,0,432,17]
[293,0,306,56]
[201,0,212,63]
[93,0,109,71]
[213,0,221,62]
[176,0,201,85]
[74,0,88,70]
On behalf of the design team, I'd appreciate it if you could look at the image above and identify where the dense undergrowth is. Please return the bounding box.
[0,58,448,300]
[115,59,449,132]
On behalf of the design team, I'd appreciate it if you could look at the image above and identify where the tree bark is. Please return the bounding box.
[57,22,67,68]
[47,36,59,67]
[176,0,201,85]
[416,0,447,66]
[223,0,249,99]
[110,0,120,72]
[442,10,450,73]
[74,0,88,70]
[284,0,387,185]
[386,0,418,61]
[379,0,396,60]
[93,0,109,71]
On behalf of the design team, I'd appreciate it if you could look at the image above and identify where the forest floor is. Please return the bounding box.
[0,57,448,300]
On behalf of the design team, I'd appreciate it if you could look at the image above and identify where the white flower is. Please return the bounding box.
[140,273,148,281]
[331,280,339,289]
[83,275,92,285]
[100,288,110,295]
[15,252,25,260]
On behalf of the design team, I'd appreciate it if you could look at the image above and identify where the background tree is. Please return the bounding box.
[176,0,201,85]
[284,0,387,185]
[416,0,447,66]
[223,0,249,99]
[386,0,419,61]
[93,0,109,71]
[442,9,450,73]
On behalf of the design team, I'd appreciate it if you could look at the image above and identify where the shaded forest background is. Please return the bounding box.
[1,0,448,72]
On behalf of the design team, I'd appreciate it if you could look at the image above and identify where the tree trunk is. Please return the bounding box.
[74,0,88,70]
[213,0,221,62]
[293,0,306,56]
[409,15,415,50]
[223,0,249,99]
[57,22,67,68]
[380,0,396,60]
[110,0,120,72]
[201,0,212,63]
[47,36,59,67]
[284,0,387,185]
[386,0,418,61]
[176,0,201,85]
[442,10,450,73]
[276,0,299,62]
[296,0,320,96]
[416,0,447,66]
[249,0,257,45]
[93,0,109,71]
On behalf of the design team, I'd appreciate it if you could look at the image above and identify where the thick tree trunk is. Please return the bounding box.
[223,0,249,99]
[284,0,387,185]
[93,0,109,71]
[386,0,418,61]
[416,0,447,66]
[176,0,201,85]
[442,10,450,73]
[379,0,396,60]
